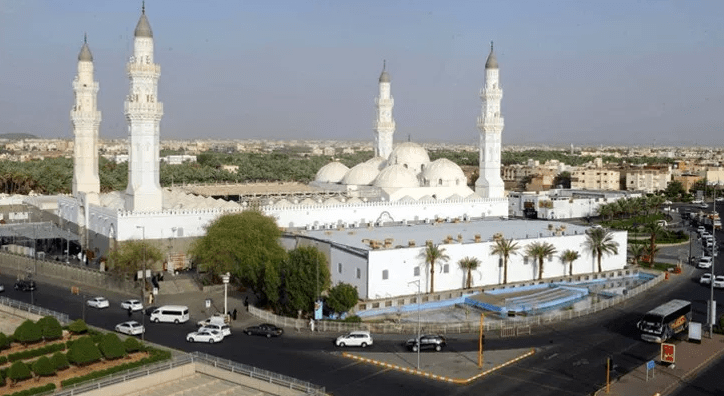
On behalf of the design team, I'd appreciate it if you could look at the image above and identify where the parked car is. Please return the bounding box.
[692,199,704,205]
[335,331,373,348]
[714,276,724,289]
[244,323,283,338]
[405,335,447,352]
[115,321,145,336]
[14,279,36,291]
[700,273,713,285]
[199,323,231,337]
[186,329,223,343]
[698,226,707,234]
[698,256,713,269]
[197,314,226,327]
[0,284,4,292]
[663,200,673,205]
[120,299,143,311]
[86,297,110,309]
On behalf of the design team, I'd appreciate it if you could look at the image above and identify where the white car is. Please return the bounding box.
[187,329,223,343]
[86,297,110,309]
[115,321,145,336]
[335,331,373,348]
[120,299,143,311]
[698,226,707,234]
[700,203,709,209]
[714,276,724,289]
[717,197,724,203]
[698,256,713,269]
[693,200,704,205]
[199,323,231,337]
[700,273,713,285]
[663,200,673,205]
[0,284,4,292]
[197,314,226,327]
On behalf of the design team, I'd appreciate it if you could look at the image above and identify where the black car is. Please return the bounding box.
[14,279,36,292]
[244,323,284,338]
[405,334,446,352]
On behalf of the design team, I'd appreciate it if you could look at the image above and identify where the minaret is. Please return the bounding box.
[373,61,395,159]
[71,34,101,205]
[475,42,505,198]
[124,2,163,212]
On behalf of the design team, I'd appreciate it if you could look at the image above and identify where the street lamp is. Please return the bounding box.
[222,272,230,321]
[407,279,421,371]
[136,225,146,342]
[710,199,717,338]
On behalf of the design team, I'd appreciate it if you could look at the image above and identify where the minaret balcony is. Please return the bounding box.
[126,63,161,76]
[124,102,163,115]
[72,81,99,91]
[476,117,504,129]
[71,110,101,121]
[374,97,394,106]
[374,121,396,129]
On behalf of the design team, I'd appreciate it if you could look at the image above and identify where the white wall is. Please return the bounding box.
[330,248,369,299]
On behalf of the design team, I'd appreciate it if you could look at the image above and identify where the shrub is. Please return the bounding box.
[37,317,63,340]
[13,320,42,344]
[342,315,362,323]
[90,330,104,344]
[326,283,359,313]
[7,361,32,382]
[50,352,69,371]
[0,370,4,386]
[61,348,171,387]
[0,332,9,350]
[67,319,88,334]
[31,356,55,377]
[66,336,101,366]
[5,383,56,396]
[8,342,65,362]
[99,333,126,360]
[0,356,7,365]
[123,337,143,353]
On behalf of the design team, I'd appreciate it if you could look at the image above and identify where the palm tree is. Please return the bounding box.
[490,237,520,284]
[525,242,558,280]
[560,249,580,276]
[584,228,620,273]
[628,243,645,266]
[643,221,665,265]
[458,256,481,289]
[420,243,449,293]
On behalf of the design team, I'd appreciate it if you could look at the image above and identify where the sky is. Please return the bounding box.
[1,0,723,146]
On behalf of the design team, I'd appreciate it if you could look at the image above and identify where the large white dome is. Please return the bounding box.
[373,164,420,188]
[342,162,379,185]
[421,158,467,187]
[387,142,430,175]
[315,162,349,183]
[365,156,388,171]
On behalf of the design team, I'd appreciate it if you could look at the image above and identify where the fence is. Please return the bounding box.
[0,296,70,324]
[249,271,666,336]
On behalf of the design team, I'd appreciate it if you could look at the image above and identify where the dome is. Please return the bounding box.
[366,156,388,170]
[387,142,430,175]
[373,164,420,188]
[134,6,153,38]
[315,162,349,183]
[485,42,498,69]
[78,36,93,62]
[379,60,390,83]
[342,163,379,185]
[421,158,467,187]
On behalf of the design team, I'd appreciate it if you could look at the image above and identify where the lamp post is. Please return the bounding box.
[407,279,421,370]
[136,225,146,342]
[222,272,230,321]
[710,198,717,338]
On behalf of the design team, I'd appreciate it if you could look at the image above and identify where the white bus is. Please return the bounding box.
[150,305,190,324]
[637,299,692,343]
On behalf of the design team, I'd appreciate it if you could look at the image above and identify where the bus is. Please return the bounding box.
[637,299,692,343]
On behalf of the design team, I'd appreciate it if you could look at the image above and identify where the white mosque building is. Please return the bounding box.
[52,5,626,298]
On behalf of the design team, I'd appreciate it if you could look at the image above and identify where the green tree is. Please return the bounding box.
[584,228,620,273]
[664,180,685,199]
[8,361,32,382]
[31,356,56,377]
[99,333,126,360]
[13,320,42,345]
[279,246,331,315]
[490,237,520,284]
[50,352,69,371]
[457,256,481,289]
[37,316,63,340]
[525,242,557,280]
[189,211,287,302]
[107,240,163,278]
[644,221,665,265]
[420,243,449,294]
[552,171,571,189]
[326,283,359,313]
[628,243,645,266]
[66,336,102,366]
[67,319,88,334]
[560,249,580,277]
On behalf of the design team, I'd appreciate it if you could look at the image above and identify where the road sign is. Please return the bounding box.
[661,343,675,364]
[646,360,655,381]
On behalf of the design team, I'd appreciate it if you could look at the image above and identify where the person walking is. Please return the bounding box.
[309,318,315,332]
[127,307,132,317]
[232,308,238,320]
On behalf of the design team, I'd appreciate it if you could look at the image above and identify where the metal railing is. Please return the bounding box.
[0,296,70,324]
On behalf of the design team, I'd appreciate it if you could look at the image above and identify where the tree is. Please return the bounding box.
[99,333,126,360]
[584,228,620,273]
[560,249,580,276]
[664,180,685,199]
[67,319,88,334]
[326,283,359,313]
[490,237,520,284]
[525,242,557,280]
[37,316,63,340]
[420,243,449,293]
[643,221,665,265]
[628,243,645,266]
[50,352,69,371]
[7,361,32,382]
[278,246,331,315]
[66,336,102,366]
[458,256,481,289]
[189,211,287,302]
[107,240,163,278]
[14,320,42,345]
[32,356,56,377]
[552,171,571,189]
[0,332,8,350]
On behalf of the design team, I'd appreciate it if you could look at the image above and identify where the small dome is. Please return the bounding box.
[387,142,430,175]
[134,6,153,38]
[366,156,388,170]
[342,162,379,185]
[78,37,93,62]
[373,164,419,188]
[379,60,390,83]
[421,158,467,187]
[315,162,349,183]
[485,42,498,69]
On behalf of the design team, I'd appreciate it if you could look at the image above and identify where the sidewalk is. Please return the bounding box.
[594,333,724,396]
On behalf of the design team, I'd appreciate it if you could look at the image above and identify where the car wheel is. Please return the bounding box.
[435,345,441,352]
[361,342,367,348]
[246,331,252,336]
[339,342,346,347]
[190,337,195,343]
[209,338,215,344]
[187,337,192,342]
[266,333,271,338]
[174,319,179,324]
[154,318,160,323]
[412,345,418,352]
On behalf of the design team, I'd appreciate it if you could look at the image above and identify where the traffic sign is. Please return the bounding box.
[661,343,675,364]
[646,360,655,370]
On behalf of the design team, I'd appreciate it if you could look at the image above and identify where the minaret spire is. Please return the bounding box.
[142,0,145,14]
[374,61,395,159]
[475,41,504,198]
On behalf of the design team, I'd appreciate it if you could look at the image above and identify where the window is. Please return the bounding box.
[524,256,529,265]
[414,267,420,276]
[177,227,184,237]
[337,263,342,274]
[443,264,449,273]
[382,270,388,280]
[356,268,361,279]
[548,256,553,262]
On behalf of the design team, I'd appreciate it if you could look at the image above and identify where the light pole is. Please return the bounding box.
[710,198,717,337]
[222,272,230,321]
[136,225,146,342]
[407,279,421,371]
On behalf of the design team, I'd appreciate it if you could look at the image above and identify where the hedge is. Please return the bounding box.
[123,337,143,353]
[7,361,32,382]
[31,356,55,377]
[37,317,63,341]
[67,319,88,334]
[7,342,66,363]
[66,336,101,366]
[50,352,69,371]
[13,320,42,344]
[0,332,9,349]
[5,383,56,396]
[0,370,4,386]
[99,333,126,360]
[0,356,7,365]
[61,348,172,387]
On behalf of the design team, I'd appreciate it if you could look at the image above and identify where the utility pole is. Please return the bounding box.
[710,198,717,338]
[478,313,485,368]
[407,279,421,370]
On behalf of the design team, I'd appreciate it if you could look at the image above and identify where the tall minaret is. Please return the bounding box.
[475,42,505,198]
[124,2,163,212]
[373,61,395,159]
[71,34,101,205]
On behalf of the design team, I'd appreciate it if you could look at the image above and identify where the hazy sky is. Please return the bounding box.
[1,0,723,146]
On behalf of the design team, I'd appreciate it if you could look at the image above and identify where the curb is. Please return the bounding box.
[341,348,536,384]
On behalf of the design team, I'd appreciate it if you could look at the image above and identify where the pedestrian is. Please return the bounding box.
[232,308,238,320]
[309,318,315,332]
[127,307,132,317]
[244,296,249,311]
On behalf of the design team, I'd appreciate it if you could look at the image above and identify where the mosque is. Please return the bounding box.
[53,5,627,298]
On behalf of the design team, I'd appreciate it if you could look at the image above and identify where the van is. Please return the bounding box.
[150,305,190,324]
